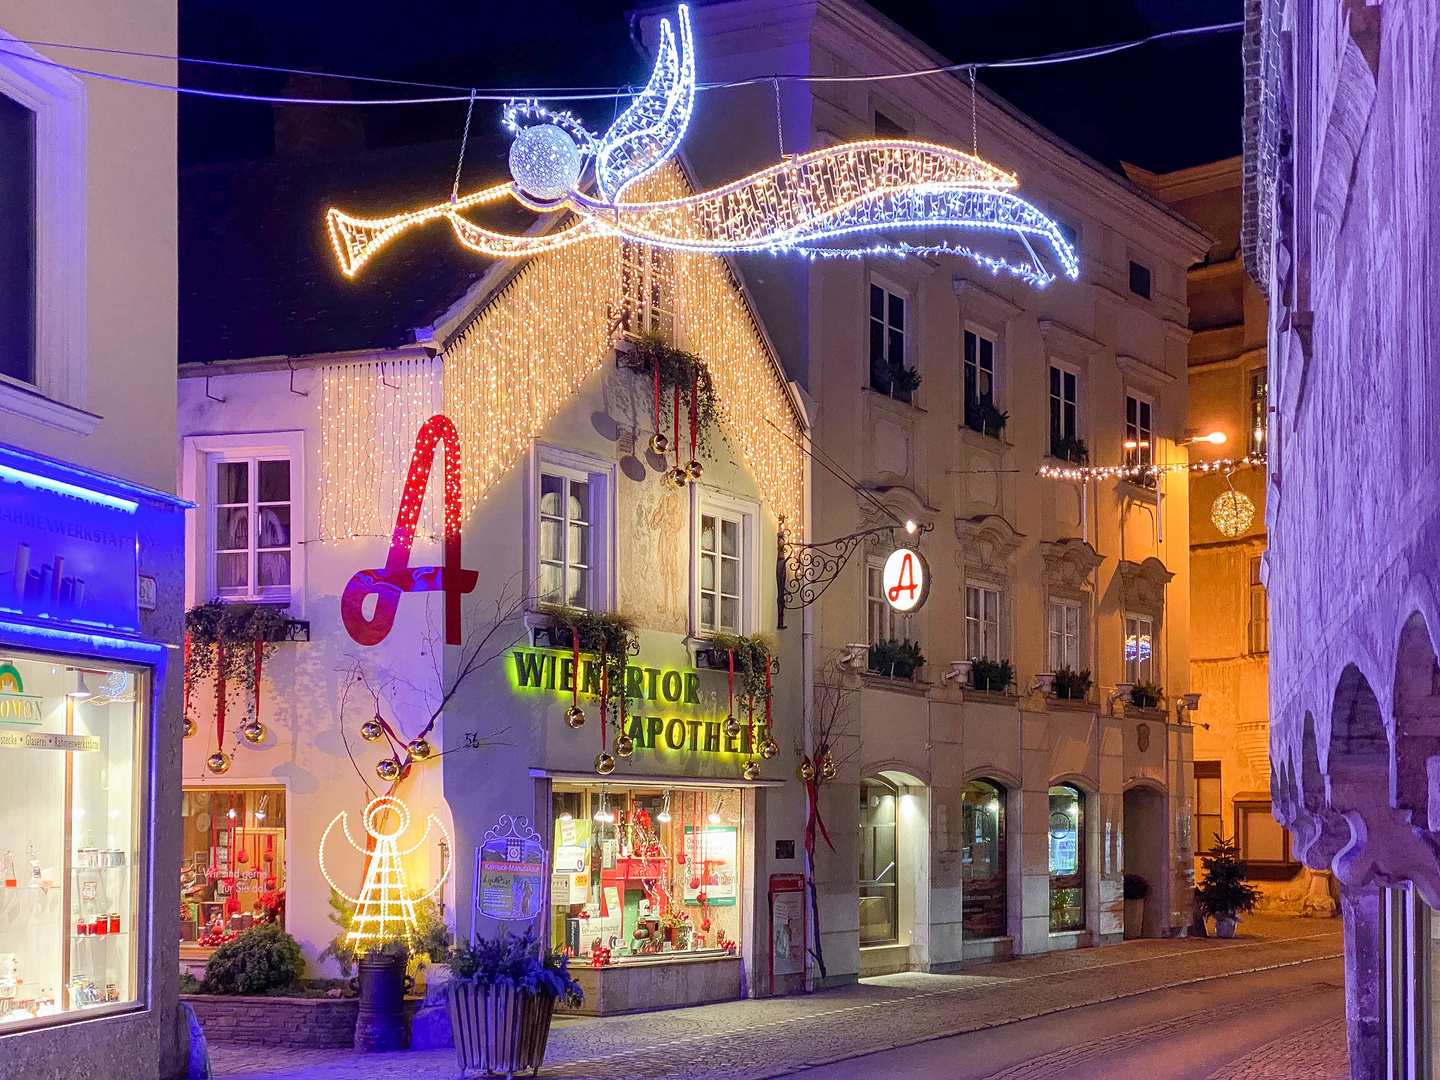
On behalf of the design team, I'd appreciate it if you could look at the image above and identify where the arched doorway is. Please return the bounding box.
[1048,784,1085,931]
[859,776,900,946]
[961,778,1007,939]
[1122,784,1166,938]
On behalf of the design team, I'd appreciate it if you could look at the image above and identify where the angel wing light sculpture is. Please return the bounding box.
[318,795,451,949]
[326,5,1079,287]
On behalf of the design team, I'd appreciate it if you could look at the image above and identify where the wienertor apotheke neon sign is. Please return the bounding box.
[511,648,770,757]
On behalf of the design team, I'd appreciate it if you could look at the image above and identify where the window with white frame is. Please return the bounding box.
[1047,599,1081,672]
[866,559,893,644]
[964,328,998,435]
[211,455,293,601]
[1249,368,1268,456]
[538,469,596,609]
[1049,365,1080,460]
[1125,392,1156,489]
[1248,555,1269,654]
[621,241,675,343]
[966,585,1001,661]
[0,92,34,385]
[1124,615,1155,685]
[698,511,742,635]
[869,282,914,402]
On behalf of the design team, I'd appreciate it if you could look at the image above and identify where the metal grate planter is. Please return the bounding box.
[449,981,557,1078]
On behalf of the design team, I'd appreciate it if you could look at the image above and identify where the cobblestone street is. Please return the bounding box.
[208,916,1345,1080]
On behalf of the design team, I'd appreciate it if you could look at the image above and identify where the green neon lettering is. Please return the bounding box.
[665,718,686,750]
[625,667,645,700]
[545,654,556,690]
[581,660,601,696]
[684,673,700,704]
[645,667,659,700]
[648,717,664,748]
[724,730,738,754]
[662,670,682,702]
[627,716,646,748]
[703,721,720,752]
[560,658,575,693]
[513,651,546,688]
[687,720,703,751]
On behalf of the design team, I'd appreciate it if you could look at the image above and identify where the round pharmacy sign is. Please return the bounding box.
[881,548,929,613]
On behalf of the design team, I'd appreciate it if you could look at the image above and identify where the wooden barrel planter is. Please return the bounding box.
[448,981,558,1078]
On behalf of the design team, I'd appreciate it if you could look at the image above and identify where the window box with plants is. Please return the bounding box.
[964,398,1009,440]
[1051,666,1092,701]
[868,639,925,680]
[1049,435,1088,465]
[446,928,582,1077]
[871,360,922,405]
[528,607,638,658]
[969,658,1014,694]
[1128,681,1164,710]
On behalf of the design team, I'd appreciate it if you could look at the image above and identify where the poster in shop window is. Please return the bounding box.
[475,815,547,922]
[682,825,737,906]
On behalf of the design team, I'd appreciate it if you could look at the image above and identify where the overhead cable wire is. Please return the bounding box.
[0,20,1244,109]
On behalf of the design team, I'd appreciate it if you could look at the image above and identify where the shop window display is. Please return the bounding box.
[180,787,286,947]
[961,779,1007,939]
[550,784,742,962]
[0,653,146,1030]
[1048,784,1086,931]
[858,777,899,946]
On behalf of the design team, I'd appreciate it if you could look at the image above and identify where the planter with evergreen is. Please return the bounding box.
[969,658,1014,694]
[867,639,925,679]
[965,399,1009,439]
[1195,835,1259,938]
[1129,681,1164,710]
[1050,434,1089,464]
[1051,666,1093,701]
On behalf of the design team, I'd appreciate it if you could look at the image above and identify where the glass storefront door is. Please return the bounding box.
[0,651,148,1030]
[859,777,899,946]
[961,779,1007,939]
[1048,784,1086,931]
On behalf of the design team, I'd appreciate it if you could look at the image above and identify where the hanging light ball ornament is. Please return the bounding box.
[797,759,815,782]
[648,433,670,456]
[360,719,384,742]
[669,466,691,489]
[508,124,582,201]
[760,736,780,760]
[743,760,761,781]
[376,758,401,782]
[564,705,586,729]
[241,720,267,745]
[594,752,616,776]
[206,751,231,775]
[1211,489,1255,538]
[182,715,197,739]
[686,459,704,481]
[407,737,433,761]
[615,734,635,757]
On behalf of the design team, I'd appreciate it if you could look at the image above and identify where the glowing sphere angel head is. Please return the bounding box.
[509,124,583,200]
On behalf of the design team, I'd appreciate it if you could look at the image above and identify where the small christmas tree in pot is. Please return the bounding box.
[1195,834,1259,938]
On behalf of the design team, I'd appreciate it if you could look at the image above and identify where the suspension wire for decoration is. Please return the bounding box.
[773,76,784,158]
[968,65,978,157]
[0,20,1243,109]
[450,88,478,204]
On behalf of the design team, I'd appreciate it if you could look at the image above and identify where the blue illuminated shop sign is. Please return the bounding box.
[0,459,140,633]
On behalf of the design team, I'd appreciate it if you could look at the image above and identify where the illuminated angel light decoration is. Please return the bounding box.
[326,6,1079,288]
[318,795,451,948]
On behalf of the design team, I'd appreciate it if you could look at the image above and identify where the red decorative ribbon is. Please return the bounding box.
[215,644,227,750]
[618,654,627,748]
[689,370,698,461]
[727,649,735,720]
[672,387,681,468]
[653,361,662,445]
[182,635,191,716]
[764,661,773,743]
[341,414,478,647]
[599,641,608,749]
[747,701,754,758]
[571,631,581,710]
[253,636,263,726]
[804,773,835,856]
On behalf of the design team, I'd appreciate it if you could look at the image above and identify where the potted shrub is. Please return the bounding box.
[965,398,1009,439]
[1195,835,1259,938]
[199,923,305,995]
[890,364,922,404]
[867,639,925,679]
[1050,434,1089,464]
[447,929,582,1077]
[1123,874,1149,939]
[969,658,1014,693]
[1129,681,1164,710]
[1052,666,1093,701]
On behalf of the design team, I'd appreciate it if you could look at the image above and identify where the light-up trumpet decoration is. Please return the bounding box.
[326,6,1079,289]
[318,795,451,950]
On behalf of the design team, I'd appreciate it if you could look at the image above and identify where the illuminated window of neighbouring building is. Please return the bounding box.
[961,779,1006,939]
[1194,761,1222,857]
[1048,784,1085,932]
[1124,615,1154,686]
[1249,368,1267,456]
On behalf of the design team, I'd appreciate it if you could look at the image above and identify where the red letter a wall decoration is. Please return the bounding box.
[341,414,479,646]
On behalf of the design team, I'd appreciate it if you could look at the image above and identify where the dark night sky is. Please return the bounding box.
[179,0,1243,176]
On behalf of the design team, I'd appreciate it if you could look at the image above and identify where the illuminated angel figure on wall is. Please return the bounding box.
[318,795,451,949]
[327,5,1080,288]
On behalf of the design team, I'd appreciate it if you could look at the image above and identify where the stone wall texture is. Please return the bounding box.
[182,996,361,1049]
[1251,0,1440,1075]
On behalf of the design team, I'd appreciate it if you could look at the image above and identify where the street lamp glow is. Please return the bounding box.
[905,519,917,535]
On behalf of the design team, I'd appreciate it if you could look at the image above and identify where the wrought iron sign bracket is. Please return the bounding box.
[775,521,933,629]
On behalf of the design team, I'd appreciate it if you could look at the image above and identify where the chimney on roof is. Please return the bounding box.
[272,74,366,160]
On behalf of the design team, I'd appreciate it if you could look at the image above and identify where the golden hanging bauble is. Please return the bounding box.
[407,737,433,760]
[724,715,741,737]
[648,432,670,456]
[241,720,267,744]
[182,715,197,738]
[360,719,384,742]
[564,705,586,729]
[1211,489,1255,538]
[819,751,836,781]
[615,734,635,757]
[743,760,761,781]
[797,759,815,782]
[206,751,231,775]
[686,459,704,480]
[594,752,616,775]
[760,736,780,760]
[669,466,691,489]
[376,758,401,782]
